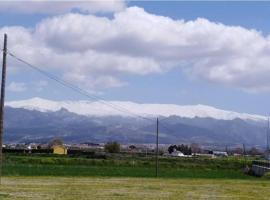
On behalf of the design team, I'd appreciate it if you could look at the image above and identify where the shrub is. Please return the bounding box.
[263,172,270,179]
[105,141,120,153]
[48,138,64,149]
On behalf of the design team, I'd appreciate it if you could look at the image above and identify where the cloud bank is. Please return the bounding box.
[1,6,270,92]
[0,0,126,14]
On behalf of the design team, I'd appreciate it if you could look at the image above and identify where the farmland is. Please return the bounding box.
[1,177,270,200]
[2,153,254,179]
[1,153,269,199]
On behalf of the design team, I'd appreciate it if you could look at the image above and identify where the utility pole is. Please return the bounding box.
[0,34,7,184]
[155,117,159,177]
[267,118,270,160]
[242,143,247,165]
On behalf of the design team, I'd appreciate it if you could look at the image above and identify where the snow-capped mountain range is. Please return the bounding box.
[5,97,267,121]
[3,97,268,145]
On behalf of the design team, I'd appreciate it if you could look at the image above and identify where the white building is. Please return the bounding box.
[171,150,185,157]
[213,151,228,157]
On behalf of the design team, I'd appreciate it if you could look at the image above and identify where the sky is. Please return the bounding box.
[1,1,270,115]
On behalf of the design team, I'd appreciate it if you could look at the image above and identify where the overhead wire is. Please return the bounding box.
[4,51,260,149]
[0,48,257,140]
[7,50,156,123]
[7,50,182,139]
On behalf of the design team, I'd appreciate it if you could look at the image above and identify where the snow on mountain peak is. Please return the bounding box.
[5,97,267,121]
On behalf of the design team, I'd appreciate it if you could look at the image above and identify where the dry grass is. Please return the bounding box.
[0,177,270,200]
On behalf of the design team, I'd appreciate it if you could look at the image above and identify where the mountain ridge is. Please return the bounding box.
[5,97,267,121]
[3,106,267,146]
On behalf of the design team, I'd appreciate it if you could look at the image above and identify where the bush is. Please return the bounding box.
[48,138,63,148]
[262,172,270,179]
[105,141,120,153]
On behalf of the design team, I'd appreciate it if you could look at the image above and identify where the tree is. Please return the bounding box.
[48,138,63,149]
[232,147,243,155]
[105,141,120,153]
[168,145,177,154]
[168,144,192,155]
[129,145,136,150]
[190,143,201,154]
[177,144,192,155]
[248,147,260,156]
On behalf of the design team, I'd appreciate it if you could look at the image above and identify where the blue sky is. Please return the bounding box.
[1,1,270,115]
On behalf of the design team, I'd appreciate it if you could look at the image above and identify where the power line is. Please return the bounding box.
[2,49,264,148]
[7,51,155,123]
[7,51,191,140]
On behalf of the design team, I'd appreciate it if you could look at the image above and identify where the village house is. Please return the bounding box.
[52,145,67,155]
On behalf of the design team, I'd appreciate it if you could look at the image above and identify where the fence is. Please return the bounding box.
[252,160,270,176]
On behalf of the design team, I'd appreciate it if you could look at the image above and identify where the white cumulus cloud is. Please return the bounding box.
[1,6,270,92]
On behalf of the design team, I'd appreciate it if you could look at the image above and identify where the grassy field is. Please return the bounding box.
[3,164,252,179]
[0,177,270,200]
[0,154,268,199]
[2,153,255,179]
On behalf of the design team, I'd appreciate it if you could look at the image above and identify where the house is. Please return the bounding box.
[212,151,228,157]
[26,143,38,150]
[52,145,67,155]
[171,150,185,157]
[193,153,216,158]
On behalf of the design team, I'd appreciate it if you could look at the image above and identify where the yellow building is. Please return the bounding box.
[52,145,67,155]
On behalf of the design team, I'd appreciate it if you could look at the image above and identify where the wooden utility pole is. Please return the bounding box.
[155,117,159,177]
[267,118,270,160]
[0,34,7,184]
[242,143,247,164]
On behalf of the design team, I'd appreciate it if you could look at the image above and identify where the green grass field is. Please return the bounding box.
[3,164,252,179]
[0,177,270,200]
[2,153,254,179]
[1,153,268,199]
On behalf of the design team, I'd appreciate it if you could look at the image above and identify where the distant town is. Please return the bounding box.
[3,140,269,159]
